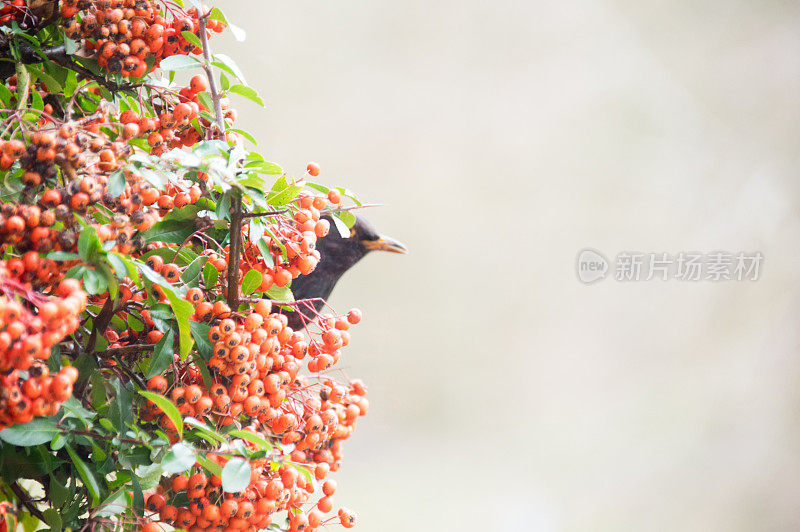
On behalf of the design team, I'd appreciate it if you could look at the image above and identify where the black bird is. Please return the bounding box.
[282,214,406,328]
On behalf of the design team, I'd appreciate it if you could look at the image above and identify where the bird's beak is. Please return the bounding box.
[362,235,408,254]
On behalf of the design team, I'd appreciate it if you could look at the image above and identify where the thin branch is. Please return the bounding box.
[64,429,144,447]
[226,192,243,308]
[111,355,147,390]
[88,297,115,354]
[321,203,385,215]
[198,16,225,136]
[10,483,45,522]
[241,208,291,219]
[102,344,155,356]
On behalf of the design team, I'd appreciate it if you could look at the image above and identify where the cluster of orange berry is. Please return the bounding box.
[0,106,215,261]
[119,75,234,154]
[142,452,357,531]
[0,2,371,527]
[0,271,85,428]
[61,0,225,79]
[133,295,366,529]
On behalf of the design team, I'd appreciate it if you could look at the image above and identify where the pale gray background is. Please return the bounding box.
[216,1,800,530]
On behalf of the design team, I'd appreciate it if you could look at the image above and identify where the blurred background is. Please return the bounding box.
[216,1,800,530]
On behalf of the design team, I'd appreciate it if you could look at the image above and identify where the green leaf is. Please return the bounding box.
[140,218,196,245]
[140,246,197,267]
[181,30,202,49]
[248,161,283,175]
[267,175,302,206]
[0,417,59,446]
[241,269,261,295]
[337,209,357,228]
[0,83,12,107]
[215,191,232,220]
[77,224,102,262]
[47,251,79,261]
[190,321,212,361]
[66,446,102,506]
[109,378,133,430]
[196,91,213,114]
[266,285,294,302]
[165,291,194,359]
[305,183,329,194]
[130,470,144,517]
[127,314,144,332]
[203,261,219,287]
[256,239,273,268]
[107,170,125,197]
[228,127,257,145]
[293,463,315,487]
[196,454,222,476]
[181,256,208,287]
[160,441,196,474]
[97,263,118,299]
[212,54,247,84]
[95,489,127,517]
[139,390,183,438]
[147,328,174,378]
[219,71,230,91]
[228,84,263,106]
[110,252,141,285]
[82,268,107,295]
[30,88,44,111]
[31,66,63,93]
[208,7,227,25]
[91,374,108,414]
[159,54,199,71]
[221,457,251,493]
[135,462,164,490]
[42,508,62,532]
[49,476,69,509]
[64,36,78,55]
[228,429,273,451]
[184,417,225,443]
[61,396,96,424]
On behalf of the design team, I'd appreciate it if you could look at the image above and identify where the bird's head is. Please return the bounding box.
[316,214,407,273]
[283,214,406,327]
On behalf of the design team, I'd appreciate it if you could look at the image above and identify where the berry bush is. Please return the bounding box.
[0,1,370,530]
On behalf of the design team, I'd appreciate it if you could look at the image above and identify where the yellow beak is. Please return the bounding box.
[362,235,408,254]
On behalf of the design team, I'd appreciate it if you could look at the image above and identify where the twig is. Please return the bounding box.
[9,483,45,522]
[198,16,225,136]
[111,355,147,390]
[88,297,115,354]
[239,296,324,308]
[320,203,385,215]
[64,429,144,447]
[226,192,243,308]
[241,208,291,219]
[102,344,155,356]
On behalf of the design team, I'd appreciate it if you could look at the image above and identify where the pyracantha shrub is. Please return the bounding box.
[0,1,371,530]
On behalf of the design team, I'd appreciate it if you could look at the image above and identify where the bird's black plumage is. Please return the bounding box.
[281,214,406,328]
